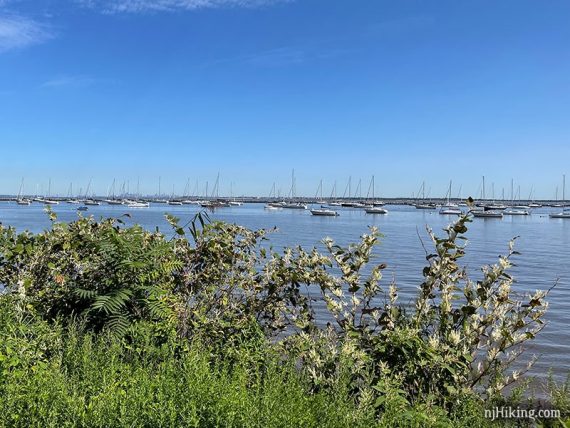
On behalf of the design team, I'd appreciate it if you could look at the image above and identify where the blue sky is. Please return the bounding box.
[0,0,569,198]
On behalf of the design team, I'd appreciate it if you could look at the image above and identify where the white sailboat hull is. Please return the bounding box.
[504,209,530,216]
[365,208,388,214]
[473,210,503,218]
[310,209,338,217]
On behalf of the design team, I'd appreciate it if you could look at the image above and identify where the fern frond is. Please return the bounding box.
[74,288,98,299]
[90,288,133,315]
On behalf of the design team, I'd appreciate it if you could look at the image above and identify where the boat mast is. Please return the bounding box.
[108,180,115,199]
[193,180,199,198]
[562,174,566,208]
[342,177,351,199]
[510,179,514,207]
[211,173,220,198]
[84,179,92,199]
[289,169,296,200]
[183,178,190,199]
[330,181,337,199]
[314,180,322,200]
[366,176,374,200]
[18,178,24,199]
[528,185,534,202]
[354,179,362,199]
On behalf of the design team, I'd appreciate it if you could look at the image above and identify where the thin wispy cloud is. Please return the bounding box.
[244,46,306,67]
[77,0,290,14]
[42,76,90,88]
[41,75,111,88]
[206,42,352,69]
[0,14,52,53]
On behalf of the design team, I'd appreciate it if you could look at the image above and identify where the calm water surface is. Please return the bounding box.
[1,202,568,381]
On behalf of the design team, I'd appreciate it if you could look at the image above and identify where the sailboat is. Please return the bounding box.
[340,176,357,207]
[365,176,388,214]
[265,182,283,210]
[504,180,529,216]
[43,179,60,205]
[228,182,242,206]
[439,180,462,215]
[126,200,150,208]
[484,182,507,210]
[552,186,563,208]
[65,183,80,204]
[281,170,307,209]
[364,176,385,207]
[314,180,327,205]
[472,209,503,218]
[350,179,366,208]
[154,177,168,203]
[550,175,570,218]
[472,176,503,217]
[414,182,436,209]
[527,186,542,208]
[16,178,31,205]
[81,179,100,205]
[200,173,230,208]
[182,180,201,205]
[165,184,183,205]
[311,179,338,216]
[327,181,342,206]
[310,208,339,216]
[105,179,124,205]
[123,178,149,208]
[509,185,530,209]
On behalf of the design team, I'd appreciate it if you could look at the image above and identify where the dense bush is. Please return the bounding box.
[1,297,498,428]
[0,208,567,426]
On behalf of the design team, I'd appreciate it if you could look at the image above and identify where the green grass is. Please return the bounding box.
[0,317,373,428]
[0,311,497,428]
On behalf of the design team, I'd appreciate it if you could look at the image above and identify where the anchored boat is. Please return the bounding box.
[126,200,150,208]
[365,207,388,214]
[414,181,436,209]
[439,180,462,215]
[504,179,530,216]
[472,210,503,218]
[550,175,570,219]
[310,208,339,217]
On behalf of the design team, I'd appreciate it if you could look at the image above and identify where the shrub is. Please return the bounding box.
[0,206,557,425]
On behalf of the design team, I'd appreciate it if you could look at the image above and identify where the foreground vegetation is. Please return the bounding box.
[0,207,568,427]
